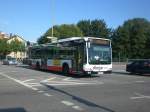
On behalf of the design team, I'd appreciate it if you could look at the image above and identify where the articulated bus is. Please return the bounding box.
[29,37,112,75]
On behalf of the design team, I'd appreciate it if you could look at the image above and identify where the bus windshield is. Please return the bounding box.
[88,44,111,64]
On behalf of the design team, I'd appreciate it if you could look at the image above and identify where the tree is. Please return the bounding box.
[112,18,150,60]
[37,24,83,44]
[77,20,91,36]
[90,19,111,38]
[9,38,25,58]
[0,39,11,59]
[77,19,111,38]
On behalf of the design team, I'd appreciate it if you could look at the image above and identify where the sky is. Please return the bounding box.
[0,0,150,42]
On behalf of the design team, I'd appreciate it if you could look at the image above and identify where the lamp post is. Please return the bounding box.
[51,0,54,37]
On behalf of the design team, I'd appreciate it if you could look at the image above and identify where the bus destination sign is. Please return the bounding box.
[90,39,110,45]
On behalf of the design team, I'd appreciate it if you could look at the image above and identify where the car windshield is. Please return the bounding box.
[88,44,111,64]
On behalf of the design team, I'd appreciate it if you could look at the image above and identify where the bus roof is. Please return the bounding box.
[30,37,110,48]
[58,37,110,43]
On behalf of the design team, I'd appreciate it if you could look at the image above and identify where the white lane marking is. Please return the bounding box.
[0,72,33,88]
[26,83,43,87]
[22,79,35,83]
[61,100,74,106]
[44,93,52,97]
[130,92,150,100]
[45,81,103,86]
[28,84,43,87]
[63,77,100,83]
[61,101,83,111]
[131,96,150,99]
[63,77,72,81]
[0,73,41,91]
[10,71,17,73]
[31,88,39,91]
[38,91,44,93]
[27,83,40,85]
[135,81,145,83]
[43,80,103,86]
[72,106,83,111]
[41,77,57,83]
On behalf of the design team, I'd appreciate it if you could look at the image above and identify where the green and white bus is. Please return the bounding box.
[29,37,112,75]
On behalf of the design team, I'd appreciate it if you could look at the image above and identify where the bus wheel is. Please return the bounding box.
[36,62,40,69]
[63,64,69,75]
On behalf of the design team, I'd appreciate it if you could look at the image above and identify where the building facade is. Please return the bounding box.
[7,35,27,60]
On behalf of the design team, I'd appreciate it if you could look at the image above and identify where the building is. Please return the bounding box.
[7,35,27,60]
[0,32,9,39]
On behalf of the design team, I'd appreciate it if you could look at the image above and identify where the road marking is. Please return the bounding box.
[130,92,150,100]
[131,96,150,99]
[41,77,57,83]
[63,77,100,83]
[10,71,17,73]
[29,84,43,87]
[0,72,41,91]
[0,72,32,88]
[61,101,83,111]
[63,77,72,81]
[72,106,83,111]
[44,93,52,97]
[45,81,103,86]
[135,81,145,83]
[61,100,74,106]
[31,88,39,91]
[22,79,35,83]
[41,77,103,86]
[38,91,44,93]
[26,83,43,87]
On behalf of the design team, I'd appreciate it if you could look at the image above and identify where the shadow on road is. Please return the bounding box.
[43,84,115,112]
[112,71,150,77]
[0,107,27,112]
[16,64,100,78]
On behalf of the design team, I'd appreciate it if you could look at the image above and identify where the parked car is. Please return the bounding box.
[126,59,150,74]
[3,58,18,65]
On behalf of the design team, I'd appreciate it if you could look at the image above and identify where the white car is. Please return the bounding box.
[3,58,18,65]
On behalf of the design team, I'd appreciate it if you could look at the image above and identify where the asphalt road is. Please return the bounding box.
[0,64,150,112]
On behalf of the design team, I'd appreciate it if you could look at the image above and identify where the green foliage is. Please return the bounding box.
[112,18,150,59]
[37,18,150,59]
[38,19,111,44]
[0,39,11,56]
[77,19,111,38]
[37,24,83,44]
[37,35,51,44]
[10,38,25,52]
[77,20,91,36]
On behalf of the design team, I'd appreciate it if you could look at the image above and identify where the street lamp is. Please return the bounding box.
[51,0,54,37]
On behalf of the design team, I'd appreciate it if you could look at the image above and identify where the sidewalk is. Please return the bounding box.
[112,63,129,74]
[112,70,129,74]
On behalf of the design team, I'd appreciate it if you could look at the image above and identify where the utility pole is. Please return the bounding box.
[51,0,54,37]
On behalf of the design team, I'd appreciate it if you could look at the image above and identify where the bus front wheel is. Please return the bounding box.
[36,62,40,69]
[63,64,69,75]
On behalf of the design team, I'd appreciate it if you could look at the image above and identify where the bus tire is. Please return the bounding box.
[62,64,69,75]
[36,62,40,69]
[105,70,112,74]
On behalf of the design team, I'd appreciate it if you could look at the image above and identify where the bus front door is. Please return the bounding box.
[74,45,84,72]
